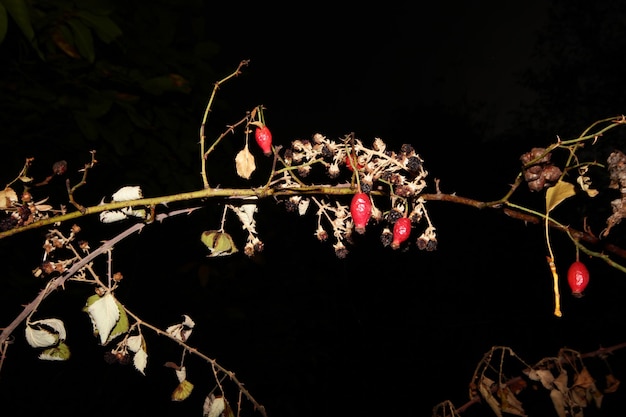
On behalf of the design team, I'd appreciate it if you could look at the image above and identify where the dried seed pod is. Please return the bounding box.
[520,148,551,166]
[542,165,563,186]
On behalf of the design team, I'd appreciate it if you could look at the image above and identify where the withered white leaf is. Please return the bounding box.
[298,198,310,215]
[25,318,67,348]
[131,345,148,375]
[203,394,226,417]
[0,187,18,209]
[166,314,195,342]
[235,145,256,179]
[121,206,147,219]
[577,175,599,197]
[175,366,187,383]
[232,201,258,230]
[127,333,147,374]
[126,334,144,352]
[86,293,121,345]
[100,210,129,223]
[111,186,143,202]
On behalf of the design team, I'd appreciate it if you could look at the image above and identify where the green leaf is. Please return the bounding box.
[39,341,71,361]
[76,10,122,43]
[107,299,129,344]
[0,3,8,44]
[201,231,238,257]
[53,24,80,58]
[73,112,101,141]
[67,18,95,63]
[0,0,43,58]
[546,180,576,213]
[140,75,191,95]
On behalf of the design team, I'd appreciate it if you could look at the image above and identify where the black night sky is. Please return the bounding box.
[1,1,626,417]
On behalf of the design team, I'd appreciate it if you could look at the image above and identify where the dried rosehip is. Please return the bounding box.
[53,160,67,175]
[254,125,273,156]
[567,261,590,297]
[350,192,371,234]
[391,217,412,249]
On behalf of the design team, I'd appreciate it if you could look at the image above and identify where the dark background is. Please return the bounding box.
[1,1,626,416]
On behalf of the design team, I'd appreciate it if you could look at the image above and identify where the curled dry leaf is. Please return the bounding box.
[203,393,233,417]
[25,318,67,348]
[171,379,194,402]
[127,334,148,375]
[201,230,238,257]
[166,314,195,342]
[111,186,143,202]
[235,145,256,179]
[0,187,18,209]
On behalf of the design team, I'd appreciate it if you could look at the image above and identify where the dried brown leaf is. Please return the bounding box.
[235,145,256,179]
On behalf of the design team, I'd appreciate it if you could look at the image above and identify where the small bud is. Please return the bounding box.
[53,160,68,175]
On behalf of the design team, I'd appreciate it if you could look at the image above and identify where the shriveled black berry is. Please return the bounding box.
[103,351,118,364]
[335,247,349,259]
[400,144,414,154]
[406,156,422,172]
[0,216,17,231]
[117,352,131,365]
[417,237,438,251]
[380,230,393,247]
[321,144,334,159]
[385,209,403,224]
[284,200,298,212]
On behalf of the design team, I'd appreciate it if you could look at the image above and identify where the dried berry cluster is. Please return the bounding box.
[604,150,626,236]
[520,148,563,192]
[277,133,437,257]
[32,225,88,278]
[0,189,60,231]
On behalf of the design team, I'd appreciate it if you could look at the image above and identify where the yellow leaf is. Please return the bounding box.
[545,180,576,213]
[171,379,194,401]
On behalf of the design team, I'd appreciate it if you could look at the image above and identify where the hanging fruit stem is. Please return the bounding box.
[348,132,362,193]
[547,256,562,317]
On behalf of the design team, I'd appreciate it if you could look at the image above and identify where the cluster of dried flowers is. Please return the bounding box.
[271,133,438,258]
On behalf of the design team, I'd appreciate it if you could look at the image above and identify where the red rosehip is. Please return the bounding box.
[567,261,590,297]
[255,125,273,156]
[345,155,363,171]
[391,217,411,249]
[350,192,371,234]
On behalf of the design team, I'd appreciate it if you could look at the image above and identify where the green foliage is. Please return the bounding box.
[0,0,222,196]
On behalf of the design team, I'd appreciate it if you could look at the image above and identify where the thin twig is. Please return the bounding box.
[199,60,250,189]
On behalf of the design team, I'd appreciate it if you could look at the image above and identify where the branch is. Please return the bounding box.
[124,308,268,417]
[200,60,250,188]
[451,341,626,415]
[0,223,145,347]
